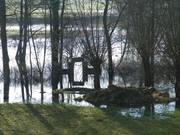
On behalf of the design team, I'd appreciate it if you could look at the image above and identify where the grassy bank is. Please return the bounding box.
[0,104,180,135]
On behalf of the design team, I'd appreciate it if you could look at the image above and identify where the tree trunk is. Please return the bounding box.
[92,58,102,90]
[16,0,25,103]
[23,0,30,102]
[103,0,114,86]
[40,72,44,104]
[175,64,180,107]
[142,57,153,87]
[94,65,101,90]
[176,0,180,107]
[150,0,155,88]
[59,0,65,102]
[0,0,10,103]
[50,0,60,103]
[15,0,30,103]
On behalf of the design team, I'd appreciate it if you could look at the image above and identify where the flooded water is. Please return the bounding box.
[0,26,177,119]
[0,82,176,119]
[118,102,175,119]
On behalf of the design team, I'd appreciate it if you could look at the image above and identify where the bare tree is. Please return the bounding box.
[15,0,30,103]
[29,0,48,104]
[59,0,66,102]
[50,0,60,103]
[161,0,180,106]
[127,0,159,87]
[74,0,107,89]
[0,0,10,102]
[103,0,127,86]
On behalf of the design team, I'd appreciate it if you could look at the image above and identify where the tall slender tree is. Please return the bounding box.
[59,0,66,102]
[16,0,30,103]
[103,0,127,86]
[29,0,48,104]
[0,0,10,102]
[177,0,180,107]
[50,0,60,103]
[103,0,113,86]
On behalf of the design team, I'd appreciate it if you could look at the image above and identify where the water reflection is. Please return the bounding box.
[0,82,176,119]
[117,102,175,119]
[119,107,146,118]
[63,93,93,107]
[0,82,94,106]
[44,93,176,119]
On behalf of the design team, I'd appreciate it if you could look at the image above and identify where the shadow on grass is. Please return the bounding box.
[15,104,179,135]
[25,104,54,132]
[99,107,180,135]
[0,130,4,135]
[24,104,100,134]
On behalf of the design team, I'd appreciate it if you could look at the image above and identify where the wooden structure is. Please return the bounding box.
[61,57,94,86]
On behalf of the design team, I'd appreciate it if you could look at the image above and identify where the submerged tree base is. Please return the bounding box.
[83,85,175,107]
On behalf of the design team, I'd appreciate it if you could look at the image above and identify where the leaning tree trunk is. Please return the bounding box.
[16,0,30,103]
[16,0,25,103]
[0,0,10,103]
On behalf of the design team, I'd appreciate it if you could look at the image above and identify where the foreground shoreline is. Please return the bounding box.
[0,104,180,135]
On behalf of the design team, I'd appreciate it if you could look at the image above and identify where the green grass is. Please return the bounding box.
[0,104,180,135]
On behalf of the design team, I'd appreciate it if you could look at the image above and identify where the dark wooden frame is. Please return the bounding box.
[61,57,95,86]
